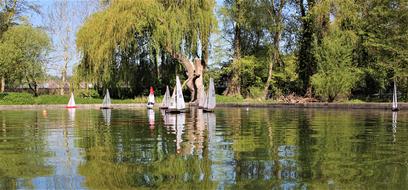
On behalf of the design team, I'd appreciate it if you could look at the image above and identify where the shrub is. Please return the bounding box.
[312,27,360,102]
[0,92,35,105]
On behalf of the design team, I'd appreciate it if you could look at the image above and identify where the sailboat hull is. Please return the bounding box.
[392,108,400,112]
[65,106,77,109]
[100,107,113,109]
[166,108,186,113]
[159,106,168,109]
[203,108,214,112]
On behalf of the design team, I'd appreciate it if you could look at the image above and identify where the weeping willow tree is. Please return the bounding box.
[76,0,216,101]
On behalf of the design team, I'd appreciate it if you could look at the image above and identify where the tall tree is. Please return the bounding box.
[222,0,243,96]
[44,0,99,95]
[296,0,317,96]
[358,0,408,94]
[0,0,39,92]
[0,25,50,96]
[76,0,216,101]
[260,0,286,98]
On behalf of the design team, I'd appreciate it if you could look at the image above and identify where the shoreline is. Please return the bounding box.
[0,102,406,110]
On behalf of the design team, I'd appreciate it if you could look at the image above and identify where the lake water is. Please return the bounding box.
[0,108,407,189]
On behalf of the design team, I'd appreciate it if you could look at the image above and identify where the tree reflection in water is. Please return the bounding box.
[1,108,408,189]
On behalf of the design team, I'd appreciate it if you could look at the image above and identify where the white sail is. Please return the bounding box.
[161,86,171,108]
[102,89,111,108]
[393,81,398,110]
[167,76,185,112]
[168,86,177,109]
[147,87,155,109]
[175,76,185,110]
[198,86,206,108]
[67,92,76,107]
[148,93,155,104]
[205,78,216,110]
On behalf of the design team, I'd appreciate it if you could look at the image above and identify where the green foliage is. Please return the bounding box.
[75,0,216,98]
[0,25,50,94]
[311,27,360,102]
[76,89,100,98]
[216,94,244,103]
[0,92,151,105]
[0,92,35,105]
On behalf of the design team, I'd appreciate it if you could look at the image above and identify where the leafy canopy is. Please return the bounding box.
[76,0,216,84]
[0,25,50,87]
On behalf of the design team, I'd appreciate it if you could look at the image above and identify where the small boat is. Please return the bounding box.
[147,86,155,109]
[392,80,399,112]
[160,85,171,109]
[198,86,206,109]
[65,92,77,108]
[203,78,216,112]
[100,89,113,109]
[166,76,186,113]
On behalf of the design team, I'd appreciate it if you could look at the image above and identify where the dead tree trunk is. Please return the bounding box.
[194,58,204,105]
[172,53,204,103]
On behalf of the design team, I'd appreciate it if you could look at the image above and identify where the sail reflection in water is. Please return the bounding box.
[163,113,185,153]
[148,109,155,129]
[392,111,397,142]
[101,109,111,126]
[67,108,75,124]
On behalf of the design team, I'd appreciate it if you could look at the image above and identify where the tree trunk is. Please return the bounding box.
[61,42,69,95]
[263,53,275,99]
[263,0,285,99]
[224,1,242,96]
[297,0,317,95]
[194,58,204,105]
[0,76,4,93]
[27,78,38,97]
[172,53,204,103]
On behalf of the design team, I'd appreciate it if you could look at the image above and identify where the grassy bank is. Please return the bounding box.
[0,92,161,105]
[0,93,282,105]
[0,92,371,105]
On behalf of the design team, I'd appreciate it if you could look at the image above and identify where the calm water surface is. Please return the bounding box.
[0,108,407,189]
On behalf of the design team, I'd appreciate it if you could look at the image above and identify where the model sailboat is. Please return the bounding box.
[160,86,171,109]
[198,86,206,109]
[100,89,112,109]
[167,76,186,113]
[392,80,399,112]
[203,78,216,112]
[147,86,155,109]
[66,92,77,108]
